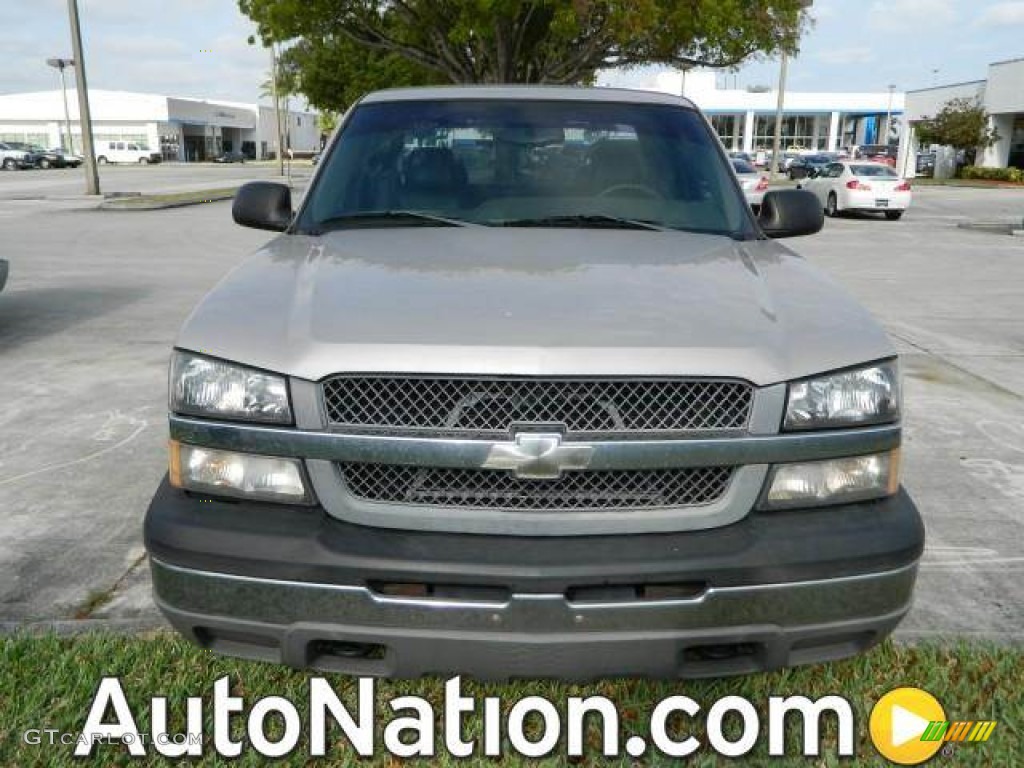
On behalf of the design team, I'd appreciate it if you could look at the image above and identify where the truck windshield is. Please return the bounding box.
[300,99,752,238]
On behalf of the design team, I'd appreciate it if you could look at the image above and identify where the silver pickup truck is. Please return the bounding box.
[145,86,922,679]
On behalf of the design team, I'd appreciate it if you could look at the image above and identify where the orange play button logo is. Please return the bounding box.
[869,687,946,764]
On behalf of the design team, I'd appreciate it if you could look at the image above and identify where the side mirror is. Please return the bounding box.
[232,181,292,231]
[758,189,824,238]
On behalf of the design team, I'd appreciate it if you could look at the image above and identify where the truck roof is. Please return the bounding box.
[359,85,697,109]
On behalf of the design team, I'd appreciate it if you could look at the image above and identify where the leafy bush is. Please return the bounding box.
[961,165,1024,182]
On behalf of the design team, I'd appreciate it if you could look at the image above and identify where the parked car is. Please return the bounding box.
[787,154,833,180]
[727,150,753,163]
[801,160,911,219]
[310,151,321,166]
[145,85,920,680]
[21,145,70,169]
[853,144,897,167]
[45,147,83,168]
[0,141,36,170]
[213,151,246,163]
[731,157,769,208]
[95,141,162,164]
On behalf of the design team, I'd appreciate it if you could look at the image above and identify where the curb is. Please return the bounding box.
[1,618,169,635]
[956,221,1023,235]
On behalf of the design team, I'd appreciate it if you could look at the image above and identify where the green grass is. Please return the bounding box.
[99,187,241,210]
[908,177,1024,188]
[1,632,1020,766]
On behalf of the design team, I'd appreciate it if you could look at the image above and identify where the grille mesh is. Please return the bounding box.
[339,463,734,511]
[322,377,752,436]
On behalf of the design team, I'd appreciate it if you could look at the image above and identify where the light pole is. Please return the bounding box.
[884,84,896,145]
[46,57,75,154]
[769,0,813,181]
[769,52,790,180]
[270,44,285,176]
[66,0,99,195]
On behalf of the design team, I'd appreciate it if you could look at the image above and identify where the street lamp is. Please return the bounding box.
[769,0,813,181]
[46,57,75,154]
[65,0,99,195]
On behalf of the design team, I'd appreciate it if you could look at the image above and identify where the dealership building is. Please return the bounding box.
[897,57,1024,176]
[641,69,905,154]
[0,89,319,161]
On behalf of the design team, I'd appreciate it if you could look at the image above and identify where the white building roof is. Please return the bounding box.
[660,70,906,115]
[0,89,314,125]
[0,89,169,121]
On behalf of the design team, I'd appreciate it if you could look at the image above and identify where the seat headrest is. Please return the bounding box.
[585,140,650,188]
[403,147,466,193]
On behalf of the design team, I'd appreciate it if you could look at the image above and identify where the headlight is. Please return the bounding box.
[170,351,291,424]
[784,360,899,430]
[759,450,900,510]
[169,441,312,503]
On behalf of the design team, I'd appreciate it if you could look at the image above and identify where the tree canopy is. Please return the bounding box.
[916,97,1000,153]
[240,0,811,112]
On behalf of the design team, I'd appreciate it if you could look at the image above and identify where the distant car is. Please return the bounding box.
[213,151,246,164]
[853,144,897,167]
[727,150,753,163]
[801,161,911,219]
[731,158,768,209]
[311,151,321,166]
[48,148,83,168]
[788,154,833,180]
[24,145,70,169]
[95,141,162,164]
[0,141,37,170]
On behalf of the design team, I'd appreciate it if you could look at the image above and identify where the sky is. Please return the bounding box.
[2,0,1023,105]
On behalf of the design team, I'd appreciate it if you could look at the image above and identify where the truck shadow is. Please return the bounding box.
[0,285,149,352]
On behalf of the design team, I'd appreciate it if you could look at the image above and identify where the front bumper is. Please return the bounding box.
[146,478,923,679]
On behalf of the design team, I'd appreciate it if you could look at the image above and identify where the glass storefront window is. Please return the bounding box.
[752,114,828,151]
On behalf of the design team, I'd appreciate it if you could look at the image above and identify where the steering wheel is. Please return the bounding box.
[597,183,662,199]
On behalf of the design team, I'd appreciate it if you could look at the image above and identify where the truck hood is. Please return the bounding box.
[177,228,893,386]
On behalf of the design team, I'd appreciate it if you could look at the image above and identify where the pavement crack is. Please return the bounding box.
[73,551,149,620]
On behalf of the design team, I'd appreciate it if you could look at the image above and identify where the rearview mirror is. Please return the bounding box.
[232,181,292,231]
[757,189,824,238]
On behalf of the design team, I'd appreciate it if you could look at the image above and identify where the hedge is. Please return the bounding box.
[960,165,1024,182]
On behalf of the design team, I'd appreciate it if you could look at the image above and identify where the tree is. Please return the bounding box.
[278,35,439,113]
[239,0,810,111]
[916,97,1000,159]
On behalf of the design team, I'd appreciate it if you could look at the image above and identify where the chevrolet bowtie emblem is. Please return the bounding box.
[482,433,594,480]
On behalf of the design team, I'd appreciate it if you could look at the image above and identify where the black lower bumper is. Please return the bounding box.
[145,478,923,678]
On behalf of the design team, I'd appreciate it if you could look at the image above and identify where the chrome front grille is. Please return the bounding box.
[338,463,735,511]
[322,376,752,437]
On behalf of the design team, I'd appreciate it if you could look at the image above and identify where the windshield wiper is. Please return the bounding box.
[309,210,470,233]
[495,214,667,231]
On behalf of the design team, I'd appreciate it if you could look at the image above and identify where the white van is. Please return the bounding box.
[95,141,162,164]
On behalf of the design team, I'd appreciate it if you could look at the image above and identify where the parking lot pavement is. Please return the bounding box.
[0,162,312,200]
[0,197,273,628]
[786,186,1024,641]
[0,183,1022,641]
